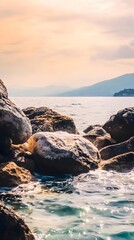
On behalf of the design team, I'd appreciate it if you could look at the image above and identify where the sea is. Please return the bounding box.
[2,97,134,240]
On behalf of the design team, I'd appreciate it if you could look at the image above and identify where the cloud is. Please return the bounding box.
[95,41,134,60]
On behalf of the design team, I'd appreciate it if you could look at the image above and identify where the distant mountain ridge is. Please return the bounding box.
[59,73,134,96]
[8,73,134,97]
[8,85,74,97]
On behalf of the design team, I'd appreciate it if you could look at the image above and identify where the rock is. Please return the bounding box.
[103,107,134,142]
[83,125,115,150]
[100,136,134,160]
[99,152,134,172]
[0,162,32,187]
[0,204,35,240]
[10,145,35,173]
[0,79,8,98]
[0,97,32,145]
[23,107,77,134]
[27,131,99,175]
[83,125,103,134]
[0,81,32,147]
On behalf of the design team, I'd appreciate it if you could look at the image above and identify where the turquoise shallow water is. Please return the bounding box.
[2,97,134,240]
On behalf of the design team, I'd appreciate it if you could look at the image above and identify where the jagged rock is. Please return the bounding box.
[10,145,35,173]
[0,79,8,98]
[99,152,134,172]
[83,125,115,150]
[26,131,99,175]
[23,107,77,134]
[0,204,35,240]
[100,136,134,160]
[0,162,32,187]
[103,107,134,142]
[83,125,103,134]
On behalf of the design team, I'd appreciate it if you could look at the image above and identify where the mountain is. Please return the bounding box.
[8,85,74,97]
[114,89,134,97]
[59,73,134,96]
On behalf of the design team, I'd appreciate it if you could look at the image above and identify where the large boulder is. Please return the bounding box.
[103,107,134,143]
[99,152,134,172]
[0,204,35,240]
[100,136,134,160]
[0,80,32,148]
[0,162,32,187]
[26,131,99,175]
[23,107,77,134]
[83,125,115,150]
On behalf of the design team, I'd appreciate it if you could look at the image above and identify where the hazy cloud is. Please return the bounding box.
[95,41,134,60]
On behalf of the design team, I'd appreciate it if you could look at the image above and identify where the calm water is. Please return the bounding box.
[2,97,134,240]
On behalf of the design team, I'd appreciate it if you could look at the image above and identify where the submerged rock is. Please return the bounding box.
[0,204,35,240]
[83,125,115,150]
[27,131,99,175]
[103,107,134,143]
[100,136,134,160]
[0,162,32,187]
[23,107,77,134]
[100,152,134,172]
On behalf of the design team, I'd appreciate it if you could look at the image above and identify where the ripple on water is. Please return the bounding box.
[1,169,134,240]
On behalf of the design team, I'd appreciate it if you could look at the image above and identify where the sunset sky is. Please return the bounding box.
[0,0,134,88]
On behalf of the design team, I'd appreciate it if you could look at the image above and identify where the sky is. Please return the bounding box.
[0,0,134,88]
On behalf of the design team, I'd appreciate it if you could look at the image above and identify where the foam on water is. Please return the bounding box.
[3,97,133,240]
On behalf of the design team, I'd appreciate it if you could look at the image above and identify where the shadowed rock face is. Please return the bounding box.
[100,152,134,172]
[83,125,115,150]
[100,137,134,160]
[27,131,99,175]
[0,204,35,240]
[103,107,134,143]
[0,81,32,147]
[0,162,32,187]
[23,107,77,134]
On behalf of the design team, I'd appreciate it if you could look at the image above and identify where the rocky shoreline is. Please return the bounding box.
[0,80,133,239]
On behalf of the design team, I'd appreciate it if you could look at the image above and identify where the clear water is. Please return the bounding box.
[2,97,134,240]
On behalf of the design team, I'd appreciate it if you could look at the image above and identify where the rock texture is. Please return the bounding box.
[0,81,32,147]
[100,137,134,160]
[100,152,134,172]
[0,204,35,240]
[83,125,115,150]
[11,145,35,173]
[103,107,134,142]
[23,107,77,134]
[0,79,8,98]
[27,131,99,175]
[0,162,32,187]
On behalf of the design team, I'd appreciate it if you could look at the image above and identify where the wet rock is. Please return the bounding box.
[83,125,115,150]
[99,152,134,172]
[103,107,134,143]
[100,136,134,160]
[23,107,77,134]
[0,204,35,240]
[0,162,32,187]
[27,131,99,175]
